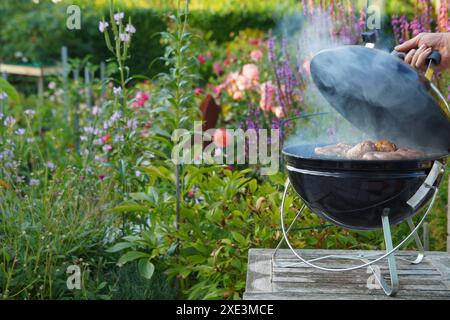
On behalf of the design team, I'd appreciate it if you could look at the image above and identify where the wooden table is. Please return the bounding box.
[0,63,62,98]
[244,249,450,300]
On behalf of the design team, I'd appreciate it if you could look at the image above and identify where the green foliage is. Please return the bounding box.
[0,79,20,105]
[0,3,276,78]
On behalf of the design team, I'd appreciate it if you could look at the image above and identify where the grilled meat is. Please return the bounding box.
[395,148,425,159]
[314,143,353,158]
[346,141,376,160]
[375,140,397,152]
[315,140,425,160]
[362,151,404,160]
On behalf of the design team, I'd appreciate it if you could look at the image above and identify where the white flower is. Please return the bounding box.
[4,116,16,127]
[114,12,124,24]
[46,161,56,172]
[119,33,130,42]
[15,128,25,135]
[24,109,36,118]
[125,23,136,34]
[113,134,124,143]
[141,160,150,166]
[27,137,35,143]
[48,81,56,90]
[110,111,122,122]
[126,119,137,130]
[94,155,105,162]
[113,86,122,96]
[0,92,7,100]
[102,144,112,152]
[92,106,101,115]
[29,179,40,186]
[99,21,109,33]
[135,170,141,177]
[83,127,94,134]
[80,135,88,142]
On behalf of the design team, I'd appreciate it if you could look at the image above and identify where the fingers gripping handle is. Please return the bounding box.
[426,50,441,66]
[391,49,441,66]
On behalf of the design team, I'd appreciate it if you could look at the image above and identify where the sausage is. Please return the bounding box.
[362,151,404,160]
[395,148,425,159]
[315,143,353,158]
[346,141,376,160]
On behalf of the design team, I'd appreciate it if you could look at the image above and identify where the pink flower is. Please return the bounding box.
[259,82,276,111]
[250,49,264,62]
[198,54,206,65]
[101,134,111,144]
[271,106,285,118]
[213,63,224,76]
[132,91,149,108]
[242,64,259,81]
[102,144,113,152]
[194,87,204,96]
[136,91,149,102]
[213,129,233,148]
[233,91,244,101]
[214,83,227,95]
[226,72,239,84]
[236,75,251,91]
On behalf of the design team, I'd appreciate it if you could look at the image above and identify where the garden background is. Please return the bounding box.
[0,0,449,300]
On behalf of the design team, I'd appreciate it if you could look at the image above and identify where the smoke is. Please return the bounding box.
[276,8,369,149]
[276,3,450,154]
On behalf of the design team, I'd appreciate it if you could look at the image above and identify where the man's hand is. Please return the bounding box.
[395,32,450,71]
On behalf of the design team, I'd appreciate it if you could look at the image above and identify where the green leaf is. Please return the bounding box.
[249,179,257,193]
[0,78,20,104]
[118,251,150,265]
[108,202,147,213]
[106,242,134,253]
[231,232,247,245]
[138,259,155,280]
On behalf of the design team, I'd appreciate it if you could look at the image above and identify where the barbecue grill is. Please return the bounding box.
[274,44,450,297]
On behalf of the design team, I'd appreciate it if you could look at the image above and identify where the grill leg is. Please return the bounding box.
[373,210,399,297]
[400,218,425,265]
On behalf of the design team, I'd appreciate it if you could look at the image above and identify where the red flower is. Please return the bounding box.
[198,54,206,65]
[101,134,111,144]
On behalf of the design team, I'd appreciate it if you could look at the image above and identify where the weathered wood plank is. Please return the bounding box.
[244,249,450,300]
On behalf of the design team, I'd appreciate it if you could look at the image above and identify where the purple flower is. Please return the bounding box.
[15,128,25,136]
[46,161,57,172]
[99,21,109,33]
[114,12,124,24]
[113,86,122,96]
[119,33,130,42]
[125,23,136,34]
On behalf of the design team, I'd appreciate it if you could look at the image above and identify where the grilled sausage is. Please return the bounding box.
[315,143,353,158]
[346,141,376,160]
[395,148,425,159]
[362,151,404,160]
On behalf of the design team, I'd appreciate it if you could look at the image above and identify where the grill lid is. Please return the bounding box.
[310,45,450,153]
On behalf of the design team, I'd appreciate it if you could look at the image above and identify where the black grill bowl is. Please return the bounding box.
[283,144,447,230]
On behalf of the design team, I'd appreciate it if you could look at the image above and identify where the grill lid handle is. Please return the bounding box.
[407,161,445,210]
